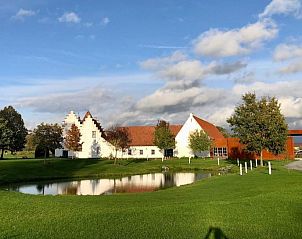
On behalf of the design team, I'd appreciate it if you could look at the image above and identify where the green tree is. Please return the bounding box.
[64,124,82,159]
[227,93,288,166]
[32,123,63,160]
[0,106,27,159]
[216,126,232,138]
[153,120,175,158]
[106,126,131,164]
[188,130,212,157]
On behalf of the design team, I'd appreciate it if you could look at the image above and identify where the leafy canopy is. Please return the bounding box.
[153,120,175,151]
[64,124,82,153]
[0,106,27,158]
[32,123,63,156]
[227,92,288,156]
[189,130,212,154]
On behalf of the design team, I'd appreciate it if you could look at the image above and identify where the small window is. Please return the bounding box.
[128,149,132,155]
[140,150,143,155]
[92,131,96,138]
[151,149,155,155]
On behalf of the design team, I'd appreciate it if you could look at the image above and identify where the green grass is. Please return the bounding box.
[0,158,301,239]
[0,158,233,185]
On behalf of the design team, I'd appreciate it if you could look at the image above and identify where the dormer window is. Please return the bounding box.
[92,131,96,138]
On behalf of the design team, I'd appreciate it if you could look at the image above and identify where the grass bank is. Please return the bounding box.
[0,159,301,238]
[0,158,233,185]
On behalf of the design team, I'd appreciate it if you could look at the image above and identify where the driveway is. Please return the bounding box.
[286,160,302,171]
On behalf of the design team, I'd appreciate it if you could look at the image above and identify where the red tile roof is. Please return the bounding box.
[123,125,182,146]
[193,115,225,140]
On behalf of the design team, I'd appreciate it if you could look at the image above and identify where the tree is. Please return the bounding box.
[216,126,232,138]
[106,126,131,164]
[227,93,288,166]
[64,124,82,158]
[32,123,63,161]
[188,130,212,157]
[24,133,35,151]
[0,106,27,159]
[153,120,175,158]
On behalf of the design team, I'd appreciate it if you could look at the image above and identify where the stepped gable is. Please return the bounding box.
[193,115,225,139]
[81,111,105,136]
[122,125,182,146]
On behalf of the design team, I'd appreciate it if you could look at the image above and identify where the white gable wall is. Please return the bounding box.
[175,113,210,158]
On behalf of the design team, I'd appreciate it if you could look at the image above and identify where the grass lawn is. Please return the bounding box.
[0,158,301,238]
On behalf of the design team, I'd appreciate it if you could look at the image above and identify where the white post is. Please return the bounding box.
[161,156,164,162]
[268,162,272,175]
[255,158,258,167]
[217,157,220,165]
[189,157,191,164]
[245,162,248,173]
[250,160,253,171]
[240,164,242,175]
[237,158,239,166]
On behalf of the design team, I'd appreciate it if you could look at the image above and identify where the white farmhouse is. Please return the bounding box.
[55,111,227,159]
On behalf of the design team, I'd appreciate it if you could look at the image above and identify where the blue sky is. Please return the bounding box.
[0,0,302,129]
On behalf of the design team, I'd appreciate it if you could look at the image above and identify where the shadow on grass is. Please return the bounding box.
[204,226,229,239]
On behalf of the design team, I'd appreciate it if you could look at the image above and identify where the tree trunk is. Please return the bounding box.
[114,149,117,164]
[260,150,263,167]
[44,148,47,164]
[1,148,4,159]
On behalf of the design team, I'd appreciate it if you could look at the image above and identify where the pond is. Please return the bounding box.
[6,172,212,195]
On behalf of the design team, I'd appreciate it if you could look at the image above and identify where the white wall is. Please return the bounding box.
[175,113,210,158]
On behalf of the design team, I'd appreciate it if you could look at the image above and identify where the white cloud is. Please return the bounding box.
[193,19,278,57]
[259,0,302,18]
[58,12,81,23]
[274,43,302,61]
[101,17,110,26]
[11,8,36,21]
[279,60,302,73]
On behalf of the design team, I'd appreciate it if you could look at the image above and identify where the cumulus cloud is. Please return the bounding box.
[274,43,302,61]
[207,61,247,75]
[193,19,278,57]
[58,12,81,23]
[101,17,110,26]
[278,60,302,73]
[11,8,36,21]
[259,0,302,18]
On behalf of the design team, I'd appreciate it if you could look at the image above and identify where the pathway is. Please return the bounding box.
[286,160,302,171]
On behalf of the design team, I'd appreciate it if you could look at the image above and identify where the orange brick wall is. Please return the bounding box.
[226,137,294,160]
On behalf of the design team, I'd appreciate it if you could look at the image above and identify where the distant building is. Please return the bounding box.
[55,111,296,160]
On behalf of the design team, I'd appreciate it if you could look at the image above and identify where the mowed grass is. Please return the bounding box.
[0,158,233,184]
[0,159,301,239]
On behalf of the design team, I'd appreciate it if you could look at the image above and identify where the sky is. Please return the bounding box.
[0,0,302,130]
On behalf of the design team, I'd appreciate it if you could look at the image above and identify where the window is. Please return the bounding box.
[128,149,132,155]
[151,149,155,155]
[140,150,143,155]
[214,147,228,157]
[92,131,96,138]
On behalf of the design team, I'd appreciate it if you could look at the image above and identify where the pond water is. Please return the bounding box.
[6,172,211,195]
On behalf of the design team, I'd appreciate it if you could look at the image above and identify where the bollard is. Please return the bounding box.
[237,158,239,166]
[217,157,220,165]
[250,160,253,170]
[268,161,272,175]
[245,162,248,173]
[255,158,258,167]
[189,157,191,164]
[161,156,164,162]
[240,164,243,175]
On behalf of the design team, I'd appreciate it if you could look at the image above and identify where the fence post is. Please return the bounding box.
[237,158,239,166]
[250,160,253,170]
[189,157,191,164]
[217,157,220,165]
[245,162,248,173]
[268,162,272,175]
[240,164,243,175]
[255,158,258,167]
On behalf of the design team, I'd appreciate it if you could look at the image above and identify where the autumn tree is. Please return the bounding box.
[32,123,63,160]
[0,106,27,159]
[188,130,212,157]
[227,93,288,166]
[64,124,82,159]
[153,120,175,158]
[106,126,131,164]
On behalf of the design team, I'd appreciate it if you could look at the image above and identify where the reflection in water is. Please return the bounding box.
[8,172,211,196]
